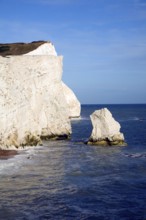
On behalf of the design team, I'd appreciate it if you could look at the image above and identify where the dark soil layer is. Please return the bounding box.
[0,40,48,56]
[0,150,18,160]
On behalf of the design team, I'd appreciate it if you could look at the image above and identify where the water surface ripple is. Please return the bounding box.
[0,104,146,220]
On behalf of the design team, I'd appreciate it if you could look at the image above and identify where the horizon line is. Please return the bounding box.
[81,103,146,105]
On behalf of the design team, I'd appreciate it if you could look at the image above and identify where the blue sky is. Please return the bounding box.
[0,0,146,104]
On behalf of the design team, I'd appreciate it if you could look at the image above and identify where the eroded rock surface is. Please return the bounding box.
[0,41,80,149]
[87,108,127,146]
[62,82,81,118]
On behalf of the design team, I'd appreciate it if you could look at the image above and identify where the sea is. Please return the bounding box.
[0,104,146,220]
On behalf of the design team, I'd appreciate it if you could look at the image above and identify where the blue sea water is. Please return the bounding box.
[0,104,146,220]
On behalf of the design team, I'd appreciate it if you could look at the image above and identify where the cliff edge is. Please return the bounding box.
[0,41,80,149]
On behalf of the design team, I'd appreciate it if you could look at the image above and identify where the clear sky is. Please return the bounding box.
[0,0,146,104]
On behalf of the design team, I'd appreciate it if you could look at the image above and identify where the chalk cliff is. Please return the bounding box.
[0,41,80,149]
[87,108,126,146]
[62,82,81,118]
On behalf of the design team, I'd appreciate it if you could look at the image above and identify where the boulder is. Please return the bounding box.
[87,108,127,146]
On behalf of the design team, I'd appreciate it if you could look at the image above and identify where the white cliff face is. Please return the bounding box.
[25,42,81,119]
[24,42,57,56]
[62,82,81,118]
[0,51,72,149]
[88,108,126,146]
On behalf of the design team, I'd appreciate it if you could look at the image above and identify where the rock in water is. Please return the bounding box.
[87,108,127,146]
[0,150,18,160]
[0,41,81,149]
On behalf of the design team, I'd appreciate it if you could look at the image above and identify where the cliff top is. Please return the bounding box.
[0,41,49,56]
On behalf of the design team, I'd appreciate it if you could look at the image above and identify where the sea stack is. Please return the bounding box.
[87,108,127,146]
[0,41,80,149]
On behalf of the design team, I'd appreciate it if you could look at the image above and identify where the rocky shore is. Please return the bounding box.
[0,150,18,160]
[0,40,81,149]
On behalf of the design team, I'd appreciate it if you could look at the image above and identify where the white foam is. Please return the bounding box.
[0,146,43,175]
[124,152,146,158]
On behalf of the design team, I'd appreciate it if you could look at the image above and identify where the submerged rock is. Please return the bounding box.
[0,41,80,149]
[0,149,18,160]
[87,108,127,146]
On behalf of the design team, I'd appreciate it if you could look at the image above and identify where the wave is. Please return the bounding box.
[0,146,43,175]
[124,152,146,158]
[119,117,146,122]
[130,117,146,121]
[80,117,90,121]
